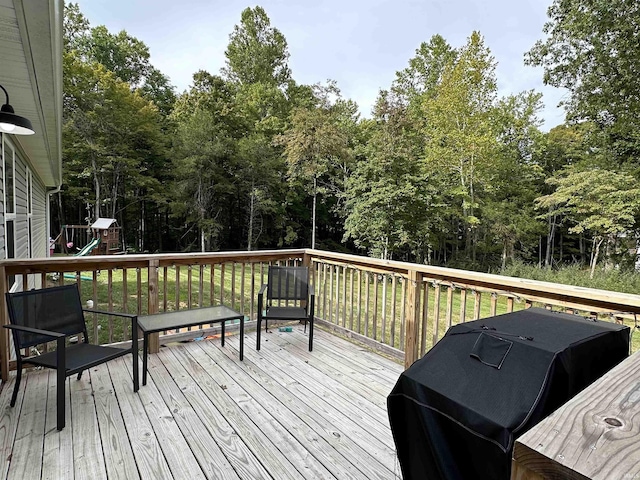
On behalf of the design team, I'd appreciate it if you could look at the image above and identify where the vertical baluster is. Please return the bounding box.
[446,285,454,329]
[473,291,482,319]
[322,263,327,321]
[432,283,441,347]
[241,262,246,314]
[334,265,340,323]
[490,293,498,316]
[507,296,514,313]
[137,267,142,315]
[163,266,168,312]
[92,271,98,344]
[210,264,215,306]
[357,269,362,333]
[175,265,181,310]
[390,275,397,348]
[199,264,204,307]
[122,268,129,341]
[421,280,429,356]
[329,265,334,323]
[381,274,387,345]
[372,273,378,341]
[400,277,406,347]
[219,263,225,305]
[349,268,355,330]
[250,263,256,319]
[459,288,467,323]
[107,269,114,343]
[231,262,236,310]
[342,266,347,328]
[364,272,370,337]
[187,265,193,309]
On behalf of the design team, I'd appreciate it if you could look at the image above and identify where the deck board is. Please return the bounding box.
[0,328,403,480]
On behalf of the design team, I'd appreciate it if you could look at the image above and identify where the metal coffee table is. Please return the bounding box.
[138,305,244,385]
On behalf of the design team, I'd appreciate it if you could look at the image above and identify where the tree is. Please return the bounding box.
[536,166,640,278]
[421,32,500,264]
[222,6,291,87]
[344,93,437,260]
[526,0,640,158]
[277,84,355,249]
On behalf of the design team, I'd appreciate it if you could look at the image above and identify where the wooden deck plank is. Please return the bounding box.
[211,337,396,479]
[108,356,197,480]
[90,363,140,480]
[70,371,108,480]
[263,330,391,415]
[0,376,25,480]
[194,340,375,479]
[148,349,248,480]
[42,370,73,480]
[242,332,392,436]
[7,371,48,480]
[166,344,326,480]
[270,326,399,397]
[2,330,402,480]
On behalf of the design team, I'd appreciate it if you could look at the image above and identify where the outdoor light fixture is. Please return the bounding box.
[0,84,35,135]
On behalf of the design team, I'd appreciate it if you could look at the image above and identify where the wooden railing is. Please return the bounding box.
[2,248,640,381]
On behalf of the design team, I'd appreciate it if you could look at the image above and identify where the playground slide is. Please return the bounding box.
[74,237,100,256]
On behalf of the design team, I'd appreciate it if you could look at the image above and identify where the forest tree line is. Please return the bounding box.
[58,1,640,276]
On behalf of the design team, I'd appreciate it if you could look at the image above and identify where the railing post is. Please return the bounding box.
[148,259,160,354]
[0,266,8,382]
[404,269,422,369]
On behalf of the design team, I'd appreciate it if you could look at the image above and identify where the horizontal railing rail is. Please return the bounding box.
[2,248,640,380]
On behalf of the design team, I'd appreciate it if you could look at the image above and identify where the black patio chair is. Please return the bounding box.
[4,283,139,431]
[257,266,315,351]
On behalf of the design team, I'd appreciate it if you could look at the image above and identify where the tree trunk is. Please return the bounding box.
[247,185,255,251]
[545,212,556,268]
[311,176,317,249]
[91,153,101,220]
[590,237,604,279]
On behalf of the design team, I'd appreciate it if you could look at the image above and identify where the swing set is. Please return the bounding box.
[53,219,122,256]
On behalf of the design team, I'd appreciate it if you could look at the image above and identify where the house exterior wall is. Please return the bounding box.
[2,134,49,291]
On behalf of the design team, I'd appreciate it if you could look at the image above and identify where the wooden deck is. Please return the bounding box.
[0,327,403,480]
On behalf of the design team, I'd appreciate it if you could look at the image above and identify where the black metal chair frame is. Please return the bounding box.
[257,266,315,351]
[4,284,139,431]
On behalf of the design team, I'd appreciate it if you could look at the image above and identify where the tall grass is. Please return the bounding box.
[499,261,640,294]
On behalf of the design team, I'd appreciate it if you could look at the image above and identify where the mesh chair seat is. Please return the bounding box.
[264,306,308,320]
[26,343,131,373]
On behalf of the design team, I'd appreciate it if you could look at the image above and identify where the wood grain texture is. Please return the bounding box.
[90,364,140,480]
[42,371,73,480]
[1,329,402,480]
[512,352,640,480]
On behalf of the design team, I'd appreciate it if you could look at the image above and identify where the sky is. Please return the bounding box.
[74,0,567,130]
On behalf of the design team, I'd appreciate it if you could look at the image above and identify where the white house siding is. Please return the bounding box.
[31,176,47,258]
[2,135,48,293]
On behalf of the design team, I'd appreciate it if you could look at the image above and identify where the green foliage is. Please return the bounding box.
[59,3,640,282]
[223,6,291,87]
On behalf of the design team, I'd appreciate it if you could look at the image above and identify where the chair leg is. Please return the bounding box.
[309,318,314,352]
[57,337,66,431]
[256,318,262,351]
[77,370,83,380]
[10,367,22,407]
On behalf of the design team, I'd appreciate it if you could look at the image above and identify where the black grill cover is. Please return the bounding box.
[388,308,629,480]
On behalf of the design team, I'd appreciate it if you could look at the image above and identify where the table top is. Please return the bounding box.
[138,305,243,333]
[512,351,640,480]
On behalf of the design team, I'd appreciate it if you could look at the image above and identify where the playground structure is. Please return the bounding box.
[54,218,122,256]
